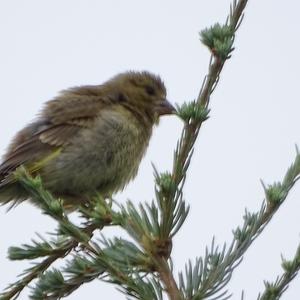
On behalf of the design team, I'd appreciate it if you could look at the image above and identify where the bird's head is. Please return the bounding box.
[106,71,176,125]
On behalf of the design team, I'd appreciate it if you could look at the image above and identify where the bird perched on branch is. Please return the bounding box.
[0,71,175,209]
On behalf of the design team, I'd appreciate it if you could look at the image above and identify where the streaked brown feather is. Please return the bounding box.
[39,125,81,146]
[44,87,110,124]
[67,117,97,127]
[0,123,81,179]
[0,137,53,178]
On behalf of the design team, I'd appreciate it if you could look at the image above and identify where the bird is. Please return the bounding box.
[0,71,175,209]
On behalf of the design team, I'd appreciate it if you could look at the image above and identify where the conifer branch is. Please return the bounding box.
[178,150,300,300]
[0,167,113,299]
[156,0,249,299]
[0,224,97,300]
[257,239,300,299]
[29,237,164,299]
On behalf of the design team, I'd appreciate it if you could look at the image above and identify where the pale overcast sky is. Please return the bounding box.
[1,1,300,299]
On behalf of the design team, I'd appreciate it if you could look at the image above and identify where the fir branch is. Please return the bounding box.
[0,224,97,300]
[29,257,102,299]
[257,245,300,300]
[154,1,249,299]
[14,167,99,254]
[29,238,163,300]
[0,242,74,300]
[173,0,249,219]
[8,234,67,261]
[179,151,300,300]
[118,198,184,299]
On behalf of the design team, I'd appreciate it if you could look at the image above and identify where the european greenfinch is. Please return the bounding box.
[0,71,175,209]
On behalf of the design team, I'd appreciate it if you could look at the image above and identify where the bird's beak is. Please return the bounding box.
[156,99,176,116]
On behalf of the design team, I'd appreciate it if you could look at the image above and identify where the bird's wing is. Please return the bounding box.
[0,124,81,186]
[0,88,113,185]
[43,86,111,124]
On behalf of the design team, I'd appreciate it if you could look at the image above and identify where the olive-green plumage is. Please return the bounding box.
[0,71,175,209]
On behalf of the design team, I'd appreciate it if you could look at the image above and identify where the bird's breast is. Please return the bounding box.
[42,108,152,197]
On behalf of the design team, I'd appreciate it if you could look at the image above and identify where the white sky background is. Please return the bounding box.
[0,0,300,299]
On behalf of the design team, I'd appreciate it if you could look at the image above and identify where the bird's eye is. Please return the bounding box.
[145,86,156,96]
